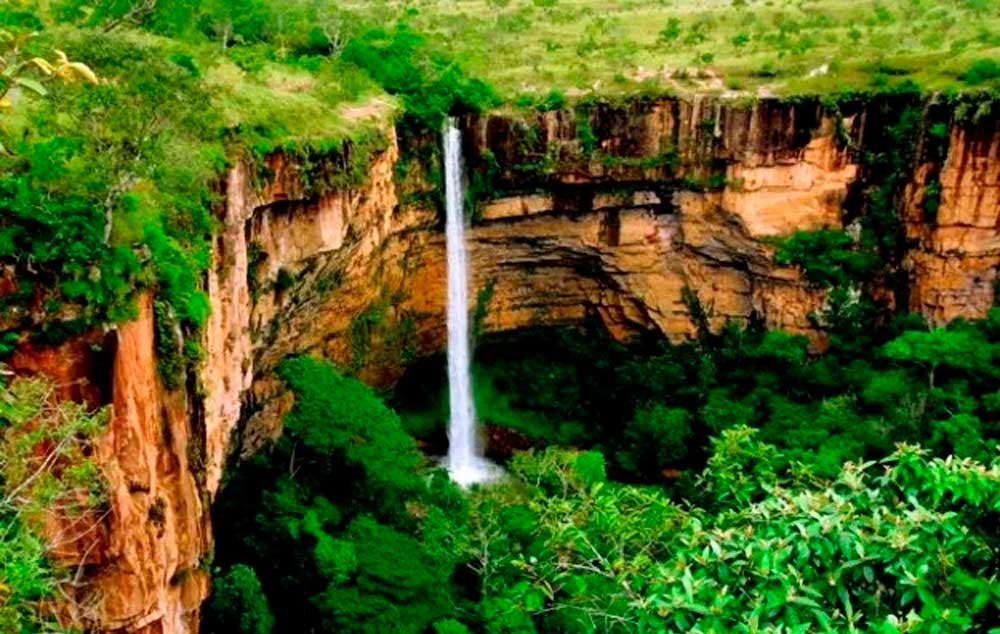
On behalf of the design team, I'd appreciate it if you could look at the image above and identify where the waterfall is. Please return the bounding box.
[443,117,499,487]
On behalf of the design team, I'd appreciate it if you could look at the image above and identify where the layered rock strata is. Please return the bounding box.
[6,95,998,633]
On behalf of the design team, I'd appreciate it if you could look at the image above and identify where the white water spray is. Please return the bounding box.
[443,118,500,487]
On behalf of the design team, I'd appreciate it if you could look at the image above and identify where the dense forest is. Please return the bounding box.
[209,311,1000,633]
[1,1,1000,633]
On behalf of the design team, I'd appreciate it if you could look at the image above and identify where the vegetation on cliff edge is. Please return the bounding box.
[0,372,107,633]
[340,0,1000,98]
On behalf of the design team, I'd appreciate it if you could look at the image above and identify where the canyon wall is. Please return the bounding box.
[905,121,1000,322]
[8,295,208,634]
[6,95,999,633]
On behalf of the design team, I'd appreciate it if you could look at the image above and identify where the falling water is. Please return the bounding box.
[443,117,499,487]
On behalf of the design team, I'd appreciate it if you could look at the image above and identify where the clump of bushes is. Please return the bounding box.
[774,229,880,286]
[468,432,1000,633]
[206,357,467,634]
[0,373,108,632]
[342,22,499,131]
[960,58,1000,85]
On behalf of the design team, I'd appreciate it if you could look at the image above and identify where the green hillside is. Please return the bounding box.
[354,0,1000,97]
[2,0,997,355]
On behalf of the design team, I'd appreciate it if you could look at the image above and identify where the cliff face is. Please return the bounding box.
[6,95,999,633]
[451,101,857,342]
[905,122,1000,322]
[9,294,207,634]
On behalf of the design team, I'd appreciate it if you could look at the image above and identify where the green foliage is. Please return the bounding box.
[883,325,995,388]
[861,103,922,262]
[616,404,692,477]
[54,0,356,57]
[0,511,52,634]
[219,308,1000,634]
[342,22,499,131]
[273,268,295,293]
[701,425,779,507]
[434,619,472,634]
[0,28,223,385]
[472,277,497,338]
[0,372,108,633]
[207,356,466,634]
[277,356,425,499]
[0,7,393,392]
[772,102,930,353]
[347,297,387,371]
[658,17,681,43]
[469,433,1000,634]
[0,374,107,519]
[204,565,274,634]
[401,296,1000,485]
[923,175,942,221]
[960,58,1000,85]
[775,229,879,287]
[534,89,566,112]
[574,113,598,155]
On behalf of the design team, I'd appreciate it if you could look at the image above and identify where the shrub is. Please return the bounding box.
[775,229,880,287]
[207,357,466,634]
[535,89,566,112]
[882,326,994,389]
[960,58,1000,85]
[470,432,1000,634]
[617,404,693,478]
[0,374,107,632]
[204,565,274,634]
[658,17,681,42]
[341,23,498,131]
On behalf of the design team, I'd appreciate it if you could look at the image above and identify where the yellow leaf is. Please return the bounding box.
[68,62,99,85]
[28,58,54,75]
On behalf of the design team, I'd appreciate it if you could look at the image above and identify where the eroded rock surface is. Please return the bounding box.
[7,95,999,633]
[906,123,1000,322]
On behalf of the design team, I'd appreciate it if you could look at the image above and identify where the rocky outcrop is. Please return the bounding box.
[7,95,1000,634]
[93,294,207,634]
[238,100,865,396]
[9,294,207,633]
[905,121,1000,322]
[162,95,995,508]
[448,110,858,340]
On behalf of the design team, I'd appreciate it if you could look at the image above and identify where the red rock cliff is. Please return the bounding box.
[7,95,999,633]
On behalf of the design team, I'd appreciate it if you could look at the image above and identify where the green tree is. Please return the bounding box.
[883,327,994,389]
[470,430,1000,634]
[0,28,97,151]
[207,357,467,634]
[617,404,692,478]
[204,565,274,634]
[658,17,681,43]
[197,0,273,50]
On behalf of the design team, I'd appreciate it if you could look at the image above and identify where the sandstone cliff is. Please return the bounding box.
[6,94,999,633]
[9,294,207,634]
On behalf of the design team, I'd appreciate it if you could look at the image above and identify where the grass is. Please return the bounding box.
[201,50,396,151]
[342,0,1000,99]
[57,25,397,153]
[0,20,397,376]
